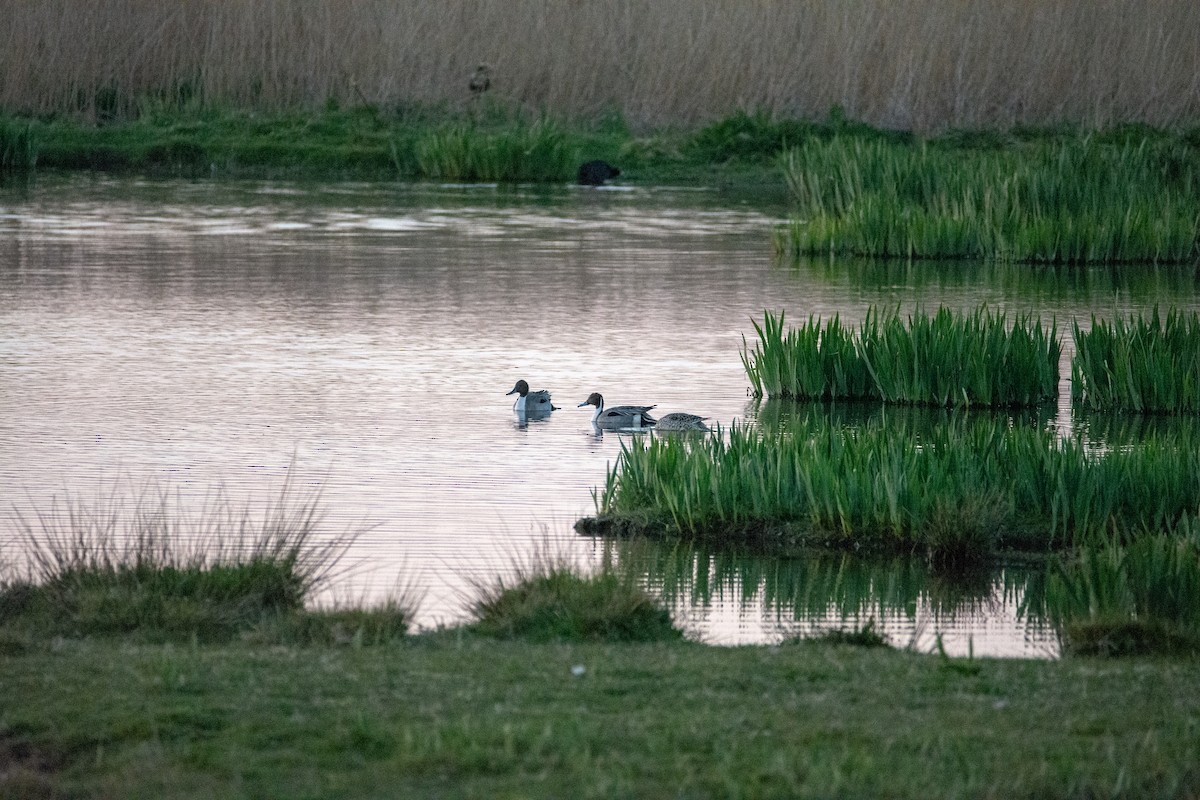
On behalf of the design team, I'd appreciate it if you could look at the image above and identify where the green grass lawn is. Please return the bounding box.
[2,634,1198,799]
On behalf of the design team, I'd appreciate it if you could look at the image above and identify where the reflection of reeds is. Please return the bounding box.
[594,416,1200,557]
[606,538,1009,622]
[1073,307,1200,414]
[777,136,1200,264]
[1042,534,1200,656]
[742,306,1059,408]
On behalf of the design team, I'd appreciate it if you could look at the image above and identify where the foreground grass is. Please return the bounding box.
[1,636,1198,799]
[3,482,1198,796]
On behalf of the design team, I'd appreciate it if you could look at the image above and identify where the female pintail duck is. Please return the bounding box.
[507,380,558,413]
[577,392,656,429]
[654,412,710,432]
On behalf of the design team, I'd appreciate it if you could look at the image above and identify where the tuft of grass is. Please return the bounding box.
[414,118,576,182]
[0,114,38,170]
[741,306,1061,408]
[249,600,415,647]
[794,618,891,648]
[467,551,682,643]
[776,135,1200,264]
[2,478,364,642]
[1072,306,1200,414]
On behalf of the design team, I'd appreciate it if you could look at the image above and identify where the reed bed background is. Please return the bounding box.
[741,306,1060,408]
[776,136,1200,263]
[2,1,1199,131]
[594,416,1200,561]
[1072,307,1200,414]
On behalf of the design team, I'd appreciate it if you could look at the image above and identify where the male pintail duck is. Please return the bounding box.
[577,392,656,429]
[507,380,558,413]
[654,412,710,432]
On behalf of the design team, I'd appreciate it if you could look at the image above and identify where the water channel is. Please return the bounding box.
[3,174,1197,657]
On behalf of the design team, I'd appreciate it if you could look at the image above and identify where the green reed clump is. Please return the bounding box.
[1044,534,1200,656]
[740,309,870,401]
[414,119,575,182]
[468,553,681,643]
[1072,307,1200,414]
[741,306,1060,408]
[0,115,38,170]
[776,136,1200,263]
[593,416,1200,558]
[2,480,365,642]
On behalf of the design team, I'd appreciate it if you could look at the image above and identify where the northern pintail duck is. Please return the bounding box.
[507,380,558,413]
[578,392,657,429]
[654,412,710,432]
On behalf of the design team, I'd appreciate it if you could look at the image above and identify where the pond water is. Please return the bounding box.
[2,175,1197,657]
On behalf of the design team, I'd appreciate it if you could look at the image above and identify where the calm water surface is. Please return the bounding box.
[3,175,1197,657]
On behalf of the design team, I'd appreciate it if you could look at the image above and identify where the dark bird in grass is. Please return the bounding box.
[577,160,621,186]
[469,64,491,96]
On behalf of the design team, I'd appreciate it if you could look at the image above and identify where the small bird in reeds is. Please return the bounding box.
[469,64,491,96]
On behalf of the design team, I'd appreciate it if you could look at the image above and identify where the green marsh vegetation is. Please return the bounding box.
[414,118,576,183]
[776,134,1200,263]
[1073,306,1200,414]
[741,306,1061,407]
[586,413,1200,563]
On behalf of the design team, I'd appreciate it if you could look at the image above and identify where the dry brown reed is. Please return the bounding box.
[1,1,1198,131]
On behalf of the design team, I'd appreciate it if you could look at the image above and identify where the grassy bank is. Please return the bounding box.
[3,1,1198,131]
[741,306,1060,407]
[0,105,827,185]
[3,635,1199,799]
